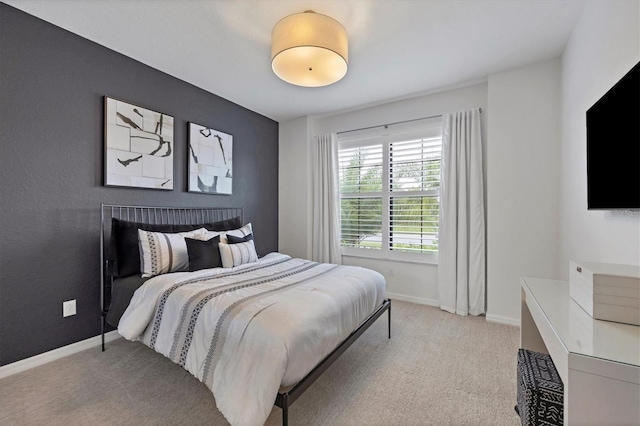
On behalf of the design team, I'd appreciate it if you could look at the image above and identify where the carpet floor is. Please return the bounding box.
[0,300,520,426]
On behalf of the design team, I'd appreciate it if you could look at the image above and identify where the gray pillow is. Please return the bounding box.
[185,235,222,271]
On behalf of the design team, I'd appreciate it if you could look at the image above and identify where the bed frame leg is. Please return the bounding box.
[282,393,289,426]
[388,301,391,339]
[101,313,106,352]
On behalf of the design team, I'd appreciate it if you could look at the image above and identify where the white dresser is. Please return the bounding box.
[520,276,640,425]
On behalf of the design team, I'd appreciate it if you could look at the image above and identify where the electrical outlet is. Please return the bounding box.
[63,300,76,317]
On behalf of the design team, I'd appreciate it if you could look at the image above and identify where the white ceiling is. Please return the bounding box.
[5,0,587,122]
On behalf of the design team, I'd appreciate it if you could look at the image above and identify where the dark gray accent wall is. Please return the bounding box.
[0,4,278,366]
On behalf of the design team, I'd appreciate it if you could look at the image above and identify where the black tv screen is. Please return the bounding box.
[586,61,640,210]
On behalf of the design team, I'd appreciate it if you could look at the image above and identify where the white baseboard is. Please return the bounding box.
[387,294,521,327]
[386,292,439,307]
[486,313,521,327]
[0,330,121,380]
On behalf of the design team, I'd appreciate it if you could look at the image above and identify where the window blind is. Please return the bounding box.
[338,117,442,257]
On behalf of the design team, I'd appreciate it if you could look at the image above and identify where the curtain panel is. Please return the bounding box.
[311,133,341,264]
[437,109,486,316]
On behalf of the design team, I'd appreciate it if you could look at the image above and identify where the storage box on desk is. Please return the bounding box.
[516,348,564,426]
[569,261,640,326]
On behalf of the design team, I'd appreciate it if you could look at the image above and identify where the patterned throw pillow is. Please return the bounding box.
[138,228,207,277]
[190,230,224,242]
[200,223,252,243]
[218,240,258,268]
[224,223,252,240]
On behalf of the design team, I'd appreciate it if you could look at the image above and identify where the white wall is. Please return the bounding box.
[311,83,488,136]
[486,58,562,325]
[278,115,311,259]
[559,0,640,273]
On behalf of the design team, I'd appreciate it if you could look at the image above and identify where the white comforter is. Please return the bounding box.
[118,253,386,426]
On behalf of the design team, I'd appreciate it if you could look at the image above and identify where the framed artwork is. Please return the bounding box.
[188,122,233,195]
[104,96,174,190]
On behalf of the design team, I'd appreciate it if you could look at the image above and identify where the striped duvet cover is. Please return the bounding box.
[118,252,386,425]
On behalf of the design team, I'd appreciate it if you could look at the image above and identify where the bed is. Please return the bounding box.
[100,204,391,426]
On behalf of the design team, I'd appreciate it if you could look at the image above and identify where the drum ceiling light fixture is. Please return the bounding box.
[271,10,348,87]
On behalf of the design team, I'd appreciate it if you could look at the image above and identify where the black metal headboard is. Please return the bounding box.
[100,203,243,315]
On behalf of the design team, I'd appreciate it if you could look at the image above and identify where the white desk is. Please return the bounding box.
[521,276,640,425]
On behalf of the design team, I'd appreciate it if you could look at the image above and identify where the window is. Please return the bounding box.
[338,118,442,262]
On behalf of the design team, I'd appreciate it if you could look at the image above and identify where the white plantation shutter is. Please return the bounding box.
[338,118,442,259]
[338,144,383,249]
[339,197,382,249]
[389,137,441,192]
[389,136,441,253]
[338,145,383,193]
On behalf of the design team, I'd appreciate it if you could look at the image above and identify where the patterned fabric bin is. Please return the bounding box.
[515,348,564,426]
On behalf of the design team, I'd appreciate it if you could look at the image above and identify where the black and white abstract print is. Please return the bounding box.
[188,122,233,194]
[105,97,174,190]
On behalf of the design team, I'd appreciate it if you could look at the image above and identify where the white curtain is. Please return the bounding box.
[311,133,341,264]
[438,109,486,316]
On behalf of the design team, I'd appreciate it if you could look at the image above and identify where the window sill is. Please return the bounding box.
[341,248,438,266]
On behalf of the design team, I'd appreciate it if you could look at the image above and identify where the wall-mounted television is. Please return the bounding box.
[586,61,640,210]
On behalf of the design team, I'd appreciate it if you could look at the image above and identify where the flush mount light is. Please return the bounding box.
[271,10,348,87]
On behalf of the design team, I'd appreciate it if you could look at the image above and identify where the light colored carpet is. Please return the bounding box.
[0,301,520,426]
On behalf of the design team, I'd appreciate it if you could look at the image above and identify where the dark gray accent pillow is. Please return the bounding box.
[185,236,222,271]
[227,233,254,244]
[110,219,174,278]
[172,216,242,232]
[205,216,243,232]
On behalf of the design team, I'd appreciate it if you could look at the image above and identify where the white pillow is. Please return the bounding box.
[190,230,224,242]
[225,223,252,239]
[199,223,252,243]
[138,228,207,278]
[218,240,258,268]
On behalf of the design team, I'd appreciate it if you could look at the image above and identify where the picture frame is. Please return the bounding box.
[187,122,233,195]
[104,96,174,190]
